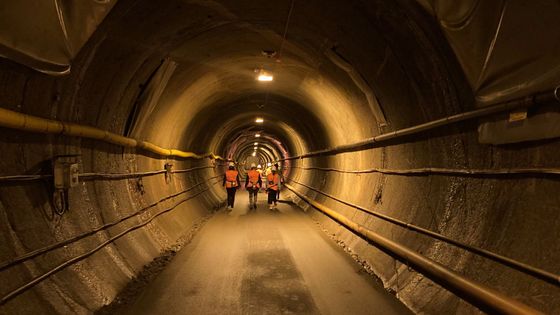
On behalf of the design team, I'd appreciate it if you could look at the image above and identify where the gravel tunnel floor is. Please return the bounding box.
[124,192,412,315]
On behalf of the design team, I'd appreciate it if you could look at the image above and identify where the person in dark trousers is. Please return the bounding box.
[223,162,240,211]
[245,163,262,210]
[266,168,280,210]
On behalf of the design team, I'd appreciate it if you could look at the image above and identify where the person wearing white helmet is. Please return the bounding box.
[256,164,263,194]
[223,162,240,211]
[245,163,262,210]
[265,162,273,177]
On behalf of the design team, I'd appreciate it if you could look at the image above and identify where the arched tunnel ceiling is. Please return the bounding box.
[0,1,559,314]
[179,94,330,157]
[108,0,388,157]
[2,0,560,106]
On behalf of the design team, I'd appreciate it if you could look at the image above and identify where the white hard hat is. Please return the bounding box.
[228,162,235,167]
[250,163,256,168]
[267,162,272,167]
[257,164,262,169]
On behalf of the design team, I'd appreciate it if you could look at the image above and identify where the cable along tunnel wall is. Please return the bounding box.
[282,124,560,313]
[275,88,560,314]
[285,183,545,315]
[0,0,559,314]
[0,37,230,315]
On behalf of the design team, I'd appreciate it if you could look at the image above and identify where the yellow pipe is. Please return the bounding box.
[286,183,543,315]
[0,107,224,160]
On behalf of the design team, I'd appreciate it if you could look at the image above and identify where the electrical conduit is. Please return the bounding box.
[285,183,543,315]
[0,107,224,160]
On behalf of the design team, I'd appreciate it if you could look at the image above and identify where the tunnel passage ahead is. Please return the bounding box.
[121,199,411,315]
[0,0,560,314]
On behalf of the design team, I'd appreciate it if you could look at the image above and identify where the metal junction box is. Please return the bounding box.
[54,160,79,189]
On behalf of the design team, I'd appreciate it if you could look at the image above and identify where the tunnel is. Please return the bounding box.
[1,0,559,314]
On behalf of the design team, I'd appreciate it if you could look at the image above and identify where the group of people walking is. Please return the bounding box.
[223,162,282,211]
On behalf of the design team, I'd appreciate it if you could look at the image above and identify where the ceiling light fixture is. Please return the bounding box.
[255,133,261,138]
[255,117,264,123]
[252,152,256,157]
[256,69,273,81]
[254,142,258,145]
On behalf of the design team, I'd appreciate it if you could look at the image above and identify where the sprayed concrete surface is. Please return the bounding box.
[125,195,411,315]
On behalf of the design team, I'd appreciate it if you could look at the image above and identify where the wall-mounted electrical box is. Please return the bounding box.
[54,157,80,189]
[52,155,80,215]
[164,162,173,184]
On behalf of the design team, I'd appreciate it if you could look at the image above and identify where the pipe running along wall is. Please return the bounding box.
[0,0,559,314]
[285,183,543,315]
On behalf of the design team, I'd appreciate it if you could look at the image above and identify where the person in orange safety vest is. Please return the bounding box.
[266,168,280,210]
[223,162,240,211]
[245,163,262,210]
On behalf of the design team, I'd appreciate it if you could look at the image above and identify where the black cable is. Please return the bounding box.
[0,175,51,181]
[280,87,560,161]
[0,175,221,272]
[277,0,296,59]
[0,166,215,182]
[288,165,560,177]
[0,179,221,305]
[288,178,560,287]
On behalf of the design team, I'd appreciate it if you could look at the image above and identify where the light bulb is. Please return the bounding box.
[256,69,273,81]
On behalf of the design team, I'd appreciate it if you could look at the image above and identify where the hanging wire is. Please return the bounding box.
[277,0,296,60]
[260,0,296,110]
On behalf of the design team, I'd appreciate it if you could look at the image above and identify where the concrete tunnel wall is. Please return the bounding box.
[0,0,559,314]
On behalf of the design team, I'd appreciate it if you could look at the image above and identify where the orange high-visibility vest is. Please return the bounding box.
[225,170,238,188]
[267,173,279,191]
[247,170,260,188]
